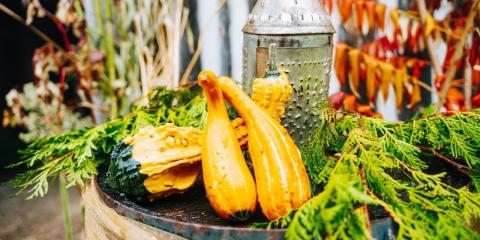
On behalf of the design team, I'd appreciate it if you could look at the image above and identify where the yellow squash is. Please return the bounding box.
[198,70,257,221]
[251,43,293,122]
[218,75,312,221]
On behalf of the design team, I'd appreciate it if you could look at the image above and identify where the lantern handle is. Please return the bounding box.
[265,43,280,77]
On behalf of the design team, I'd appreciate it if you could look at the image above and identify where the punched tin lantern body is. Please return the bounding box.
[242,0,335,145]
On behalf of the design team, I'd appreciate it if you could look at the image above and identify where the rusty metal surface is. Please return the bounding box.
[96,169,286,240]
[96,168,396,240]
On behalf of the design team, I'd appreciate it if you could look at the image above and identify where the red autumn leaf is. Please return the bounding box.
[434,75,445,91]
[469,36,480,67]
[348,48,362,98]
[391,28,404,54]
[390,56,407,69]
[406,21,416,52]
[413,22,423,53]
[412,60,428,79]
[374,3,387,31]
[343,94,358,112]
[445,110,457,116]
[329,91,346,110]
[379,36,394,52]
[444,43,455,64]
[334,42,349,87]
[472,93,480,107]
[445,100,466,112]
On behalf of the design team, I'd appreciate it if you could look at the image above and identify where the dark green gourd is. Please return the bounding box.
[106,141,150,202]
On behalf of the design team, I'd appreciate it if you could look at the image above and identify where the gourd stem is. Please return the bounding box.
[265,43,280,77]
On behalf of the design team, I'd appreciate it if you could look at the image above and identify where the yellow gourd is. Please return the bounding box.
[198,70,257,221]
[250,43,292,122]
[232,43,292,148]
[218,75,312,221]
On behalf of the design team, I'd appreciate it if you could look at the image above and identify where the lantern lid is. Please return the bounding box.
[243,0,335,35]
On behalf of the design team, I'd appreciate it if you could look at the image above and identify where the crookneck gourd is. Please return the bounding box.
[232,43,292,141]
[106,124,202,202]
[218,75,312,221]
[198,70,257,221]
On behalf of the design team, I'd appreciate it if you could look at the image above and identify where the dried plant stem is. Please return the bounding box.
[59,174,73,240]
[416,0,443,77]
[135,16,148,100]
[171,0,183,89]
[0,3,65,52]
[180,0,227,86]
[413,77,434,92]
[436,0,480,111]
[464,60,473,109]
[359,169,372,237]
[418,145,480,177]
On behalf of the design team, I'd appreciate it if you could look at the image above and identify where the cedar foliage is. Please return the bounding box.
[8,87,207,199]
[255,108,480,239]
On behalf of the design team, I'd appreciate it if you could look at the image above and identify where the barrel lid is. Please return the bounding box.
[243,0,335,35]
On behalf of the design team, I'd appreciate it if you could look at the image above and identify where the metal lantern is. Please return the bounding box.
[242,0,335,145]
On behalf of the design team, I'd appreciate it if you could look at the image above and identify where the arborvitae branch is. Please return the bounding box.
[418,145,480,177]
[257,108,480,239]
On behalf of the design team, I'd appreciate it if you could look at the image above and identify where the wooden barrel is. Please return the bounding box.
[83,181,184,240]
[82,170,396,240]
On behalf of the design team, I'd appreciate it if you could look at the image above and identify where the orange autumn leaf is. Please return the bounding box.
[393,68,406,109]
[357,104,375,117]
[334,42,349,87]
[473,58,480,86]
[390,8,400,29]
[365,1,376,31]
[348,48,362,97]
[373,112,384,119]
[364,54,378,105]
[434,75,445,90]
[374,3,387,31]
[407,77,422,109]
[446,87,465,103]
[343,94,357,112]
[322,0,333,14]
[338,0,353,23]
[424,13,436,37]
[379,61,394,102]
[354,0,365,31]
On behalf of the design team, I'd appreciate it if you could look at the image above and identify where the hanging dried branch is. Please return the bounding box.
[180,0,227,86]
[416,0,443,77]
[436,0,480,111]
